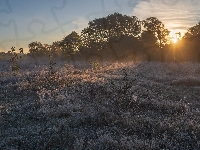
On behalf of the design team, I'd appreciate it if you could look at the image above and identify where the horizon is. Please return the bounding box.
[1,0,200,53]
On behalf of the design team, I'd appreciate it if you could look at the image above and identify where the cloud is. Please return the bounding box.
[132,0,200,34]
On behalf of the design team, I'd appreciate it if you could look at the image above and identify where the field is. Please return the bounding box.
[0,61,200,149]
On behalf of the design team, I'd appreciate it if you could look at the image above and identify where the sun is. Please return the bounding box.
[170,31,181,44]
[172,36,178,43]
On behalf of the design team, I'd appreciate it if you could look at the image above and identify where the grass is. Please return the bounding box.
[0,61,200,149]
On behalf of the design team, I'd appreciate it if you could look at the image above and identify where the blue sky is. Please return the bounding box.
[0,0,200,53]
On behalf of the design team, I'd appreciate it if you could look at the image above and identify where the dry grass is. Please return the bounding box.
[170,78,200,86]
[0,61,200,149]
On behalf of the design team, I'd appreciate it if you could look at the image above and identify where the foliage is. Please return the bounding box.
[143,17,170,47]
[59,31,82,57]
[140,30,157,46]
[25,13,200,62]
[183,22,200,41]
[81,13,141,47]
[28,41,48,57]
[51,41,62,58]
[142,17,170,62]
[8,47,23,72]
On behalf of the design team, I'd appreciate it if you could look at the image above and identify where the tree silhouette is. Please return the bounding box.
[143,17,170,61]
[26,13,176,62]
[183,22,200,62]
[143,17,170,47]
[51,41,62,58]
[108,35,143,61]
[59,31,81,59]
[80,13,142,61]
[140,31,159,62]
[81,13,141,45]
[183,22,200,40]
[141,30,157,47]
[28,41,48,57]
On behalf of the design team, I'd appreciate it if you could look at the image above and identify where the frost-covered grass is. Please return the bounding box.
[0,61,200,149]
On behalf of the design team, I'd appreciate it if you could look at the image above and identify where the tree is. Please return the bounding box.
[51,41,62,58]
[143,17,170,47]
[59,31,81,58]
[28,41,48,57]
[183,22,200,62]
[143,17,170,61]
[183,22,200,40]
[80,13,142,61]
[141,30,157,47]
[81,13,141,46]
[108,34,144,61]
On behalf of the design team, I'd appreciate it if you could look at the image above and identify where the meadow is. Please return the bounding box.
[0,60,200,149]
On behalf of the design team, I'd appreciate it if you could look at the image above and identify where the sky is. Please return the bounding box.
[0,0,200,53]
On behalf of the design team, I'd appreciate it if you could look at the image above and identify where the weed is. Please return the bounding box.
[106,68,136,110]
[94,60,99,69]
[47,46,56,75]
[89,60,99,70]
[8,47,23,73]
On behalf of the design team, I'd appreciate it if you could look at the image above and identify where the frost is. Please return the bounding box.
[0,61,200,149]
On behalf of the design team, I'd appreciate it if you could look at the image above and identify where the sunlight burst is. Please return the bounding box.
[172,36,178,43]
[170,31,181,44]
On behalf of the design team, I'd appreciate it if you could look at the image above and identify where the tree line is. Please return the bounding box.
[26,13,200,62]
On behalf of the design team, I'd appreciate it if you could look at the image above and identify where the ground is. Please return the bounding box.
[0,61,200,149]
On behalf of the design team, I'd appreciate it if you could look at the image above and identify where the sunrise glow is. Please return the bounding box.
[170,31,181,44]
[172,36,178,43]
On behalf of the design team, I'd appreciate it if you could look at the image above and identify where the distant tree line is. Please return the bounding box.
[26,12,200,62]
